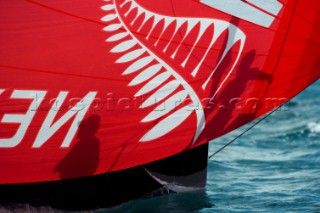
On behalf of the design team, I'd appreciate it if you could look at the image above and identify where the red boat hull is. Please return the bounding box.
[0,0,319,184]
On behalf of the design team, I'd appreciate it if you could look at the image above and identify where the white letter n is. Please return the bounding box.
[33,91,97,148]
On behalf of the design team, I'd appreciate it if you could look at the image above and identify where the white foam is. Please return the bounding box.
[308,122,320,133]
[145,169,205,193]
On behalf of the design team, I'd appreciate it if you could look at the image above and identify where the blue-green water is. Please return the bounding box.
[105,80,320,213]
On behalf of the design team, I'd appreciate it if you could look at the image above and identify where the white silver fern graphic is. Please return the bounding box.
[101,0,245,144]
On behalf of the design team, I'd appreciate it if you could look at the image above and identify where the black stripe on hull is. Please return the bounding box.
[0,143,208,211]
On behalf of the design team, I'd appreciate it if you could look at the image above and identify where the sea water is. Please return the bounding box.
[103,80,320,213]
[2,80,319,212]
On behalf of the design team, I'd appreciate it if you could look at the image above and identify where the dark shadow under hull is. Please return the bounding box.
[0,143,208,211]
